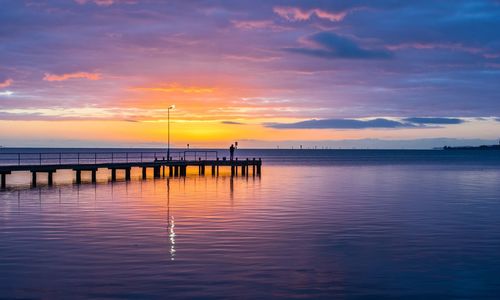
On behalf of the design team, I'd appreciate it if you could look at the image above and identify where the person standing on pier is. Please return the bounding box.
[229,144,235,160]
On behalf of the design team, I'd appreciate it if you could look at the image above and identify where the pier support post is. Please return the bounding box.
[154,166,161,178]
[162,166,165,177]
[211,165,215,176]
[169,166,173,177]
[32,172,37,187]
[231,166,235,177]
[48,171,53,186]
[76,170,82,184]
[0,173,8,189]
[125,168,131,181]
[111,169,117,181]
[174,166,179,177]
[92,170,97,183]
[257,159,262,176]
[142,167,147,179]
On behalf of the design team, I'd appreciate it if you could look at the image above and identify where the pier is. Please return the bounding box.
[0,151,262,189]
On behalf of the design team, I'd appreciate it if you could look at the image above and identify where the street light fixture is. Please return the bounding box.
[167,105,175,161]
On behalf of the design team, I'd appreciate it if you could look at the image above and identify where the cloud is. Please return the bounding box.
[43,72,101,82]
[132,83,214,94]
[273,6,348,22]
[0,106,152,121]
[0,78,13,88]
[265,118,414,129]
[224,54,280,62]
[403,117,465,124]
[386,43,484,55]
[231,20,288,31]
[75,0,115,6]
[1,1,500,126]
[286,32,393,59]
[0,111,96,121]
[221,121,244,125]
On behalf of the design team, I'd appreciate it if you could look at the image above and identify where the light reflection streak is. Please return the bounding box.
[166,179,176,260]
[169,216,176,260]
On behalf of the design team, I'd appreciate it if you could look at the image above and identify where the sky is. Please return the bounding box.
[1,0,500,148]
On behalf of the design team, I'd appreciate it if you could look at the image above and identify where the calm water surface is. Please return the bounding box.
[1,150,500,299]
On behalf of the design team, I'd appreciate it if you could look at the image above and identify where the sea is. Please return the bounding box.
[1,148,500,299]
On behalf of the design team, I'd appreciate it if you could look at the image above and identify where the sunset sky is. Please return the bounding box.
[1,0,499,148]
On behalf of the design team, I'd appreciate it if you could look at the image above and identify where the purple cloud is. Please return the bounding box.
[265,118,414,129]
[403,117,465,125]
[286,31,393,59]
[221,121,245,125]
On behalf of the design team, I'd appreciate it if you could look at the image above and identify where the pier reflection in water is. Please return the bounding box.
[1,164,500,298]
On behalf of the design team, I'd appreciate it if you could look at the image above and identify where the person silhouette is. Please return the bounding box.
[229,144,235,160]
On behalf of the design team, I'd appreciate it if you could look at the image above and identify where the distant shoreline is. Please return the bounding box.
[443,144,500,150]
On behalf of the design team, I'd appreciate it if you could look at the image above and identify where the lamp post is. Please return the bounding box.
[167,105,175,161]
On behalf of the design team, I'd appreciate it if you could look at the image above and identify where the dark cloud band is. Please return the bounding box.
[286,31,393,59]
[265,118,413,129]
[403,117,464,124]
[265,117,467,129]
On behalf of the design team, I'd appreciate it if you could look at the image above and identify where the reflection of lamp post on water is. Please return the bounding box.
[167,105,175,161]
[166,178,176,260]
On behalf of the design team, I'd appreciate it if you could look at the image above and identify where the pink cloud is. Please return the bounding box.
[224,54,280,62]
[132,83,215,94]
[273,6,348,22]
[75,0,114,6]
[43,72,101,82]
[0,78,13,88]
[231,20,288,31]
[312,9,348,22]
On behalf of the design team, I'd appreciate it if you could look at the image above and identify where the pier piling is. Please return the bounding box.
[0,172,9,189]
[76,170,82,184]
[125,168,131,181]
[154,166,161,178]
[48,171,54,186]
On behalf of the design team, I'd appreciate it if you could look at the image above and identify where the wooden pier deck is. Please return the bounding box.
[0,150,262,188]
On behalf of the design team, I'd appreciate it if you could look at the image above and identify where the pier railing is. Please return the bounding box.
[183,150,219,161]
[0,150,219,166]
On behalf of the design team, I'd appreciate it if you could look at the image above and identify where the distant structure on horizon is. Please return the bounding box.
[443,139,500,150]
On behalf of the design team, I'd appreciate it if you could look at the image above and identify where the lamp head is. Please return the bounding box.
[168,105,175,110]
